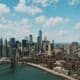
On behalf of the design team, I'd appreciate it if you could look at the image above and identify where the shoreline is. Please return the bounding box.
[26,63,77,80]
[0,59,77,80]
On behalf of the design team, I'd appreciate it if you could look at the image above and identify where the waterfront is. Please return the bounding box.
[0,64,63,80]
[27,63,76,80]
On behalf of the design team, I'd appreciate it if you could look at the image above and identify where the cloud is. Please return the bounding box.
[74,22,80,30]
[35,15,47,25]
[45,30,69,42]
[0,18,30,39]
[0,4,10,15]
[14,18,29,26]
[44,17,70,27]
[56,30,67,37]
[69,0,80,6]
[14,0,43,15]
[46,30,80,42]
[32,0,59,7]
[35,15,70,27]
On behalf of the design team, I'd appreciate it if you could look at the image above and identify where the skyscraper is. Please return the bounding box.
[24,36,29,43]
[9,38,16,57]
[10,38,16,48]
[22,40,27,47]
[70,42,79,60]
[22,39,29,56]
[0,38,3,57]
[51,40,54,51]
[37,36,40,45]
[39,30,42,45]
[5,39,9,57]
[70,42,78,55]
[29,34,33,44]
[16,41,21,48]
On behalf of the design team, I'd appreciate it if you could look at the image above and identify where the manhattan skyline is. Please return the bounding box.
[0,0,80,43]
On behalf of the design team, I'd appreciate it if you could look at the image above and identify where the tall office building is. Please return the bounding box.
[37,30,42,53]
[22,40,27,47]
[0,38,3,57]
[15,41,21,48]
[24,36,29,43]
[37,36,40,52]
[51,40,54,51]
[10,38,16,48]
[29,34,33,44]
[5,39,9,57]
[9,38,16,57]
[70,42,78,54]
[37,36,40,45]
[22,40,29,56]
[47,43,52,56]
[39,30,42,45]
[70,42,79,60]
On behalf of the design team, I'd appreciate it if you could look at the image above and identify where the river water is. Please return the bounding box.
[0,64,64,80]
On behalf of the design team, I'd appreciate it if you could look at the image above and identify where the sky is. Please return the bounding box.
[0,0,80,43]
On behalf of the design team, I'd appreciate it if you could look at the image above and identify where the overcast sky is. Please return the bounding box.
[0,0,80,43]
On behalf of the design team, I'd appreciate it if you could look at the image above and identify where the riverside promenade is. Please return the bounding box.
[27,63,77,80]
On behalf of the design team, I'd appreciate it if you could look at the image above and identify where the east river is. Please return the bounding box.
[0,64,64,80]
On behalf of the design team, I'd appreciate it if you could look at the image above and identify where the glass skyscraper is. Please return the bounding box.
[9,38,16,57]
[5,39,9,57]
[39,30,42,45]
[29,34,33,44]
